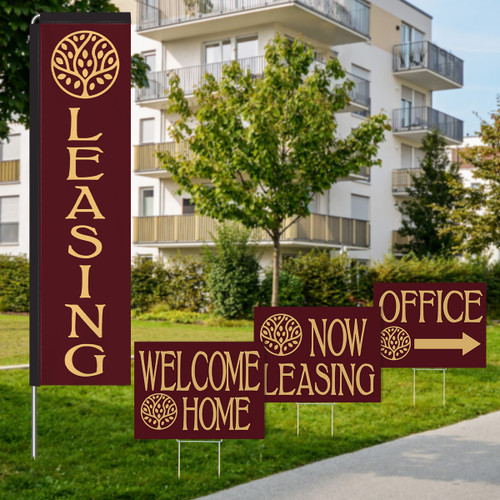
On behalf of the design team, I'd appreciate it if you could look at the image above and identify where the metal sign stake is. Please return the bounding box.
[296,403,335,437]
[176,440,223,478]
[412,368,447,406]
[32,386,37,460]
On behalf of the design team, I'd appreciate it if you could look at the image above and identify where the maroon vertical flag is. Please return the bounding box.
[30,13,131,385]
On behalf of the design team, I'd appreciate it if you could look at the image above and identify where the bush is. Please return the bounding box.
[0,254,30,312]
[204,223,260,319]
[130,255,169,312]
[162,254,209,312]
[283,250,364,307]
[259,269,305,307]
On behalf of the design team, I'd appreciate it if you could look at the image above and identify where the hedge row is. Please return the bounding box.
[2,251,500,318]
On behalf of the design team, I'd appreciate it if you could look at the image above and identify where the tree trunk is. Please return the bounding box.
[271,234,280,307]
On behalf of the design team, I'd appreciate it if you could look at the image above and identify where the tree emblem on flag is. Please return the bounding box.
[51,30,119,99]
[260,313,302,356]
[140,394,178,430]
[381,326,411,360]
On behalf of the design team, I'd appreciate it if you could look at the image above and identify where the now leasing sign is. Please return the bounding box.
[30,13,131,385]
[373,283,486,368]
[134,343,265,439]
[255,307,381,403]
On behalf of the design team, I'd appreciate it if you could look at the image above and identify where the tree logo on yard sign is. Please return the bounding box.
[51,31,119,99]
[140,393,178,431]
[260,313,302,356]
[380,326,411,361]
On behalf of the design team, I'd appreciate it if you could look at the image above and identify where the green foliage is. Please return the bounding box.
[283,250,364,307]
[160,34,389,304]
[204,223,260,319]
[131,254,208,313]
[397,130,462,257]
[259,269,305,307]
[444,101,500,255]
[0,0,149,141]
[0,255,29,312]
[161,253,209,312]
[130,255,168,312]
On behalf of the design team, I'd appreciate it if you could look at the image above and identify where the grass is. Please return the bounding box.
[1,314,500,499]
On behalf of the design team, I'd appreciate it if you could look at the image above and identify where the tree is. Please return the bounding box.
[0,0,149,141]
[204,222,260,319]
[396,129,462,257]
[444,103,500,255]
[160,35,389,306]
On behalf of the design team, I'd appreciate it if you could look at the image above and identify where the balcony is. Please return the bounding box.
[136,56,370,113]
[134,141,192,176]
[392,230,410,254]
[392,107,463,145]
[138,0,370,46]
[392,168,421,195]
[0,160,20,183]
[393,41,463,91]
[133,214,370,249]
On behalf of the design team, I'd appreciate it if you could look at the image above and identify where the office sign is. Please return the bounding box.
[134,342,265,439]
[373,283,486,368]
[30,13,131,385]
[255,307,381,403]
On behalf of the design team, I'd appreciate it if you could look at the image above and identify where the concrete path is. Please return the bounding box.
[199,411,500,500]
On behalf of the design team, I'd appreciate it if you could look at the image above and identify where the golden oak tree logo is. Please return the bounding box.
[51,30,119,99]
[260,313,302,356]
[380,326,411,361]
[140,393,178,431]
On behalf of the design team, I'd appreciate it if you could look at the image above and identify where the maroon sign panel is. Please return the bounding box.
[255,307,381,403]
[134,342,265,439]
[30,13,130,385]
[373,283,486,368]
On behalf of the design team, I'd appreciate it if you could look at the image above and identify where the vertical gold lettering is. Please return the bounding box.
[79,265,91,298]
[67,146,104,181]
[65,304,105,338]
[64,344,105,377]
[66,186,105,219]
[68,107,103,141]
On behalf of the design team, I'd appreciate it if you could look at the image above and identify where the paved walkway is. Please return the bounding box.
[199,411,500,500]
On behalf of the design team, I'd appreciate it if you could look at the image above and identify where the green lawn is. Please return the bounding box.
[1,314,499,499]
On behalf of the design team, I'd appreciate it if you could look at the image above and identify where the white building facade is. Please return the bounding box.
[0,0,464,265]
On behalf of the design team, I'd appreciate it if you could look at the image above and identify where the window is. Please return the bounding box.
[401,86,425,127]
[351,64,370,118]
[139,188,154,216]
[401,23,424,67]
[0,196,19,244]
[351,194,369,221]
[182,198,195,215]
[141,51,156,73]
[401,144,424,169]
[0,134,21,161]
[236,35,258,60]
[140,118,155,144]
[205,40,232,64]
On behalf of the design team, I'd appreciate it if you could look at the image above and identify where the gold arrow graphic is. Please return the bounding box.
[414,332,480,356]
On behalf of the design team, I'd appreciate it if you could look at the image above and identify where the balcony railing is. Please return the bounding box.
[0,160,20,183]
[134,141,192,173]
[392,106,463,143]
[136,56,369,110]
[392,168,422,194]
[138,0,370,37]
[392,230,410,253]
[134,214,370,248]
[393,41,463,87]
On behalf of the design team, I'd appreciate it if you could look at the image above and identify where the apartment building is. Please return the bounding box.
[130,0,464,265]
[0,0,464,265]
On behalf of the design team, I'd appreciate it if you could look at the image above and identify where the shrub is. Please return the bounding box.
[0,254,30,312]
[162,254,209,312]
[283,250,364,307]
[130,255,168,312]
[204,223,260,319]
[258,269,305,307]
